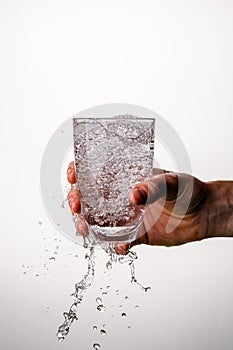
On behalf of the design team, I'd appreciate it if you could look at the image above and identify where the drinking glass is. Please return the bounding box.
[73,115,155,243]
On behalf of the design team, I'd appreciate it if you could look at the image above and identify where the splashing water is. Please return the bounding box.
[118,250,151,292]
[56,246,95,341]
[56,242,150,342]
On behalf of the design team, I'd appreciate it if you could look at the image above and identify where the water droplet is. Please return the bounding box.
[23,272,26,275]
[35,274,39,277]
[135,305,139,309]
[102,291,107,296]
[102,323,106,328]
[38,221,43,225]
[75,255,78,258]
[121,312,127,318]
[125,296,129,300]
[106,285,110,289]
[49,257,55,261]
[100,329,106,336]
[93,325,97,330]
[106,261,112,270]
[96,297,102,304]
[93,344,101,350]
[97,304,106,312]
[128,325,131,329]
[57,332,65,342]
[70,304,78,314]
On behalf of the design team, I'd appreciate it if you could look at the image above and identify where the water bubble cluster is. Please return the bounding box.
[73,115,154,234]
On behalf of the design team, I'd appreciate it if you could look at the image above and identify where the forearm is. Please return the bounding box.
[206,181,233,238]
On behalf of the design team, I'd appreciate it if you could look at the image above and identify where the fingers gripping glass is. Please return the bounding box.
[73,115,155,243]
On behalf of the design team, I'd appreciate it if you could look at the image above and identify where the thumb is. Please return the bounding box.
[130,172,179,205]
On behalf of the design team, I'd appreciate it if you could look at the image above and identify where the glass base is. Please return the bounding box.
[87,215,143,244]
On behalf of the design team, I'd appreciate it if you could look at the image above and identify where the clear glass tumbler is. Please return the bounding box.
[73,115,155,243]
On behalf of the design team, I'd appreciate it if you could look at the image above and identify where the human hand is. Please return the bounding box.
[66,162,212,253]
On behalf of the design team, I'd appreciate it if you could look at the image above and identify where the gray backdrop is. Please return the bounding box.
[1,1,233,350]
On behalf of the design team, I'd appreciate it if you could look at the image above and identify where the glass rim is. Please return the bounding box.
[73,117,155,122]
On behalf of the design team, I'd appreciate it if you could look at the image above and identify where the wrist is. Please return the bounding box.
[205,181,233,238]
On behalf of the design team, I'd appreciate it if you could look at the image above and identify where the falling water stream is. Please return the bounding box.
[56,241,150,343]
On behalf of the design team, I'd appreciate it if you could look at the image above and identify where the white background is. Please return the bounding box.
[0,1,233,349]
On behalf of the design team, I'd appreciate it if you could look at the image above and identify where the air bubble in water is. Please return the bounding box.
[93,325,97,330]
